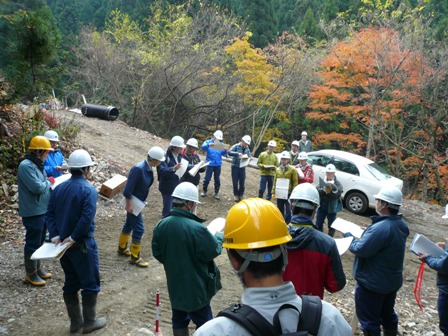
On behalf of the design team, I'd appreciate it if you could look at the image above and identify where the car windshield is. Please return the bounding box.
[366,163,392,181]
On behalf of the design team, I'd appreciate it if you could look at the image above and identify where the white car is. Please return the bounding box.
[307,150,403,214]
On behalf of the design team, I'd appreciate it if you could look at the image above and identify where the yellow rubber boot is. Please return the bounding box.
[129,242,148,268]
[117,232,131,256]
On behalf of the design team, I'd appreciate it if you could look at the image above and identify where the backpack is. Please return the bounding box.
[217,295,322,336]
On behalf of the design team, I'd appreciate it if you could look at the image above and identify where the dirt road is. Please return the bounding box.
[0,110,444,335]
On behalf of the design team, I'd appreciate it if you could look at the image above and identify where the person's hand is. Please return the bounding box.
[437,242,446,250]
[271,195,276,201]
[173,163,182,171]
[418,253,428,261]
[48,176,55,185]
[55,166,62,172]
[125,203,133,214]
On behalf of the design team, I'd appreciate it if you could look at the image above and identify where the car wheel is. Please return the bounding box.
[345,192,368,214]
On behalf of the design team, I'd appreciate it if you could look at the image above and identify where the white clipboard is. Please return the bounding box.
[51,173,71,190]
[331,218,364,239]
[275,178,290,200]
[175,158,189,178]
[189,161,209,177]
[120,195,146,216]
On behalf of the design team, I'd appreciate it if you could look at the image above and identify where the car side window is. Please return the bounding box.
[336,159,359,176]
[308,155,329,167]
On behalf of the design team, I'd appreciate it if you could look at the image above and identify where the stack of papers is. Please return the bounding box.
[120,196,146,216]
[175,158,189,178]
[330,218,364,238]
[207,217,225,235]
[334,237,354,255]
[51,173,71,190]
[410,233,444,258]
[189,161,209,177]
[31,242,72,260]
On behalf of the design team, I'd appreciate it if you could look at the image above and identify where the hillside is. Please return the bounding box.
[0,109,445,336]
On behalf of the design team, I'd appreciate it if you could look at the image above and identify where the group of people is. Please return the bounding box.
[17,129,448,336]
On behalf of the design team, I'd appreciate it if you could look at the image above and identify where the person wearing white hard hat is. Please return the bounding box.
[341,185,409,336]
[298,131,312,153]
[315,163,343,236]
[181,138,205,187]
[117,146,165,267]
[257,140,279,200]
[295,151,314,185]
[43,130,68,177]
[201,130,228,199]
[158,136,186,218]
[228,135,252,202]
[46,149,107,333]
[283,183,346,299]
[290,140,300,165]
[272,151,298,223]
[152,182,223,336]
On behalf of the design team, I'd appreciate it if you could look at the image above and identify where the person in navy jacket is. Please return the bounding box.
[117,146,166,267]
[228,135,251,202]
[201,130,227,200]
[343,186,409,336]
[158,136,185,218]
[43,130,67,178]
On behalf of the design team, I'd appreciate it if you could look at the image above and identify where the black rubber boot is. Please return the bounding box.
[82,294,106,334]
[328,228,336,237]
[24,254,46,286]
[63,293,83,333]
[173,327,189,336]
[213,187,220,200]
[362,330,381,336]
[201,186,207,197]
[383,329,398,336]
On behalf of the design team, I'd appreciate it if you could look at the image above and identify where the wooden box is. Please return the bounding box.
[99,174,127,198]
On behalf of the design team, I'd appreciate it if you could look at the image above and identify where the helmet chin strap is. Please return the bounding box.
[231,245,288,275]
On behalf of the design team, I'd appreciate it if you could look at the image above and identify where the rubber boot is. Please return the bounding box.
[82,293,106,334]
[362,330,381,336]
[173,327,189,336]
[213,187,220,200]
[63,293,83,333]
[36,260,52,279]
[328,228,335,237]
[201,186,207,197]
[117,232,131,256]
[383,329,398,336]
[129,240,149,267]
[24,254,46,286]
[234,195,239,202]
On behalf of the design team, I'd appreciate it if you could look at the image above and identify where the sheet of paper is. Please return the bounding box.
[334,236,354,255]
[120,195,146,216]
[189,161,209,177]
[275,178,290,200]
[331,218,364,239]
[31,242,72,260]
[51,173,71,190]
[212,141,229,151]
[409,233,444,258]
[263,165,276,169]
[207,217,225,235]
[175,158,189,178]
[239,158,250,168]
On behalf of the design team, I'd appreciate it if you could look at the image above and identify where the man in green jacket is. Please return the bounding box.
[152,182,223,336]
[257,140,278,200]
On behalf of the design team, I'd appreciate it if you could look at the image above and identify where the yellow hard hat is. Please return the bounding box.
[28,136,53,151]
[223,198,291,250]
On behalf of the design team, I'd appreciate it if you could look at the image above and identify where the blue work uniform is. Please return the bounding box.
[201,138,227,192]
[46,175,100,296]
[157,147,182,218]
[228,142,251,198]
[44,149,66,177]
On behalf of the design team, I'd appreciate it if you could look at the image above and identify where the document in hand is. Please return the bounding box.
[31,242,72,260]
[409,233,444,258]
[275,178,290,200]
[212,141,229,151]
[330,218,364,239]
[189,161,210,177]
[120,195,146,216]
[239,156,250,168]
[51,173,71,190]
[207,217,225,235]
[175,158,189,178]
[334,236,354,255]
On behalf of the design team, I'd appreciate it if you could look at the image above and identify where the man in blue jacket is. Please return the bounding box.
[201,130,227,200]
[46,149,107,334]
[228,135,251,202]
[43,130,67,178]
[343,186,409,336]
[117,146,166,267]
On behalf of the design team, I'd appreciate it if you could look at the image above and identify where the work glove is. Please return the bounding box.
[48,176,55,185]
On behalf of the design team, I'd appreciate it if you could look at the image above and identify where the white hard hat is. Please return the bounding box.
[298,152,308,160]
[325,164,336,172]
[44,130,59,142]
[268,140,277,147]
[242,135,251,145]
[67,149,94,168]
[172,182,201,204]
[374,186,402,208]
[170,135,185,148]
[186,138,199,148]
[301,131,308,136]
[280,151,290,160]
[291,140,300,147]
[213,130,223,140]
[289,183,320,209]
[147,146,166,161]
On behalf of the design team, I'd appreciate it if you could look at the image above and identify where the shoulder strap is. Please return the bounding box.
[218,304,277,336]
[297,295,322,336]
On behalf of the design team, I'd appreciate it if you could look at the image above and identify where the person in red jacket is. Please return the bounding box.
[295,151,314,184]
[282,183,346,299]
